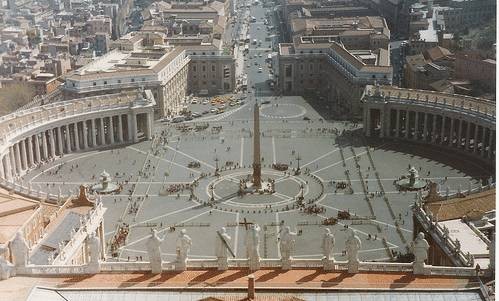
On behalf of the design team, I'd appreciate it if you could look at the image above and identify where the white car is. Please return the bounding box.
[202,99,209,105]
[210,108,217,113]
[258,67,263,73]
[191,99,198,104]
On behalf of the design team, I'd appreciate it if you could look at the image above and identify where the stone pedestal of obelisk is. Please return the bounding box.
[252,102,261,189]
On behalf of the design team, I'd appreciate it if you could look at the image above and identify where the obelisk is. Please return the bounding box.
[252,102,261,189]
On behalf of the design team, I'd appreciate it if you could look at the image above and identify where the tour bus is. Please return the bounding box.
[251,16,257,22]
[266,53,272,62]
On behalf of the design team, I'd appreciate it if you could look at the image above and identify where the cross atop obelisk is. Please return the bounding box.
[252,101,261,189]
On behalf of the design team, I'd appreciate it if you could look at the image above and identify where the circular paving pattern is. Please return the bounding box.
[20,96,492,262]
[259,103,307,119]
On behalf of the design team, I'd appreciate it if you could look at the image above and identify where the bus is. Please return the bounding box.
[245,35,250,43]
[244,44,249,54]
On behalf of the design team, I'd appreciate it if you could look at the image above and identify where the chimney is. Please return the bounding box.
[247,274,255,300]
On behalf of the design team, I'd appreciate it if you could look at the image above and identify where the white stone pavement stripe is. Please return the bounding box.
[29,149,115,182]
[301,147,340,168]
[122,248,216,259]
[275,212,280,258]
[240,137,244,166]
[316,211,399,248]
[324,176,476,182]
[123,209,212,248]
[313,150,368,174]
[317,198,413,233]
[272,136,276,164]
[128,146,201,174]
[163,144,216,170]
[31,181,192,185]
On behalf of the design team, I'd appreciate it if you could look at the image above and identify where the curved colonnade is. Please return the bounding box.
[362,85,496,164]
[0,91,155,200]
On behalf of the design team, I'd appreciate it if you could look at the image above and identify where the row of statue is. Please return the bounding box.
[0,225,431,279]
[144,224,430,273]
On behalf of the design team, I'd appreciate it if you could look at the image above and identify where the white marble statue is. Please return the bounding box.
[411,232,430,275]
[86,233,101,273]
[175,229,192,270]
[10,232,29,268]
[146,229,164,274]
[345,229,361,273]
[321,228,335,261]
[216,227,232,270]
[0,244,15,280]
[279,226,297,269]
[245,224,261,270]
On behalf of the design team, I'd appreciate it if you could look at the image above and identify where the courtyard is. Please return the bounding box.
[21,96,492,263]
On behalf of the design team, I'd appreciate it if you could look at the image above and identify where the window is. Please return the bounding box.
[202,65,206,72]
[72,82,75,87]
[104,81,107,85]
[118,80,121,83]
[142,78,145,81]
[193,66,197,72]
[212,65,216,72]
[93,82,96,86]
[131,78,135,82]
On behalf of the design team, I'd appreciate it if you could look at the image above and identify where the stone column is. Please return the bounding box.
[110,116,115,144]
[449,118,455,146]
[131,114,138,143]
[74,123,80,151]
[431,114,437,143]
[384,109,391,138]
[65,125,72,153]
[395,109,400,138]
[14,143,22,174]
[480,126,487,157]
[4,155,12,181]
[34,134,41,163]
[100,118,106,145]
[117,115,123,142]
[57,127,63,155]
[27,137,34,167]
[41,131,48,159]
[49,130,56,158]
[127,114,132,142]
[457,119,463,149]
[413,112,419,140]
[488,129,494,159]
[464,121,471,151]
[404,111,409,139]
[91,119,97,147]
[422,113,428,142]
[9,147,17,176]
[473,124,479,153]
[146,113,153,140]
[0,156,5,179]
[440,116,446,145]
[20,140,27,170]
[83,121,88,149]
[364,107,371,137]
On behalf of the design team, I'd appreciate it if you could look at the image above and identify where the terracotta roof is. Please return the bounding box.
[425,189,496,221]
[424,46,453,62]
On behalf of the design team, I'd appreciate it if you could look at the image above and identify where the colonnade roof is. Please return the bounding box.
[0,91,145,139]
[364,85,496,118]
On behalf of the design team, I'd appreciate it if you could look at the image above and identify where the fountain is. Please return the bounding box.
[395,166,427,191]
[90,170,120,194]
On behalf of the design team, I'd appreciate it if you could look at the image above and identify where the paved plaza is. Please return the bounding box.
[21,96,492,263]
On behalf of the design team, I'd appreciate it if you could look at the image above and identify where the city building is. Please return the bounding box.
[63,35,235,117]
